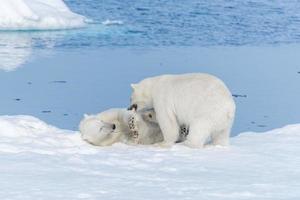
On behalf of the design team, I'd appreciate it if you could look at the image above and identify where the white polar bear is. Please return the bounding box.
[79,108,163,146]
[129,73,236,148]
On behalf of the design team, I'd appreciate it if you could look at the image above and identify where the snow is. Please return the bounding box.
[0,115,299,199]
[0,0,87,30]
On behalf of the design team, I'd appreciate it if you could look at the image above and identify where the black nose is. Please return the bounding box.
[128,104,138,111]
[112,124,116,130]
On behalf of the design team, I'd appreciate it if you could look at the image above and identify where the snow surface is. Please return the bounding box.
[0,115,299,199]
[0,0,87,30]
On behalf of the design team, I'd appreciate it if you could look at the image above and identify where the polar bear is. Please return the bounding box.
[129,73,236,148]
[79,108,163,146]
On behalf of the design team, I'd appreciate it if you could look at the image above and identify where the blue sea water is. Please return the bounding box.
[2,0,300,48]
[0,0,300,135]
[67,0,300,47]
[2,0,300,49]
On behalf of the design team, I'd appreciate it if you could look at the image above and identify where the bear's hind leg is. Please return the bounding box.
[184,120,212,148]
[211,128,230,146]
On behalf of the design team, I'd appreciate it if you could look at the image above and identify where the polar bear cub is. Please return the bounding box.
[79,108,163,146]
[129,73,236,148]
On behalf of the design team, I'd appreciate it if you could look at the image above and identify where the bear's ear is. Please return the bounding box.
[131,83,137,90]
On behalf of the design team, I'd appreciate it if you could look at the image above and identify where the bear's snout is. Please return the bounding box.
[128,104,137,111]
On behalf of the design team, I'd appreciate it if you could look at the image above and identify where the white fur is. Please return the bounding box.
[134,108,163,144]
[130,73,236,148]
[79,108,163,146]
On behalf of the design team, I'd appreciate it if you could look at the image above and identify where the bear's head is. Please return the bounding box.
[79,114,121,146]
[129,79,153,111]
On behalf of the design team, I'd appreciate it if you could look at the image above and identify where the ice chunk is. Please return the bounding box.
[102,19,124,26]
[0,0,87,30]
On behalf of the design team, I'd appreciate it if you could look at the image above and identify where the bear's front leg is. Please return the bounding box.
[155,108,179,147]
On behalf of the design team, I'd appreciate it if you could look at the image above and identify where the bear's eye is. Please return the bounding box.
[148,114,152,118]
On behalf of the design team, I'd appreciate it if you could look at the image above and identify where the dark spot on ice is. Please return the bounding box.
[14,98,21,101]
[126,30,146,34]
[251,121,256,124]
[63,114,69,116]
[136,7,150,11]
[27,82,32,85]
[232,94,247,98]
[42,110,51,113]
[298,71,300,74]
[257,125,267,128]
[50,81,67,84]
[225,6,235,9]
[264,115,269,118]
